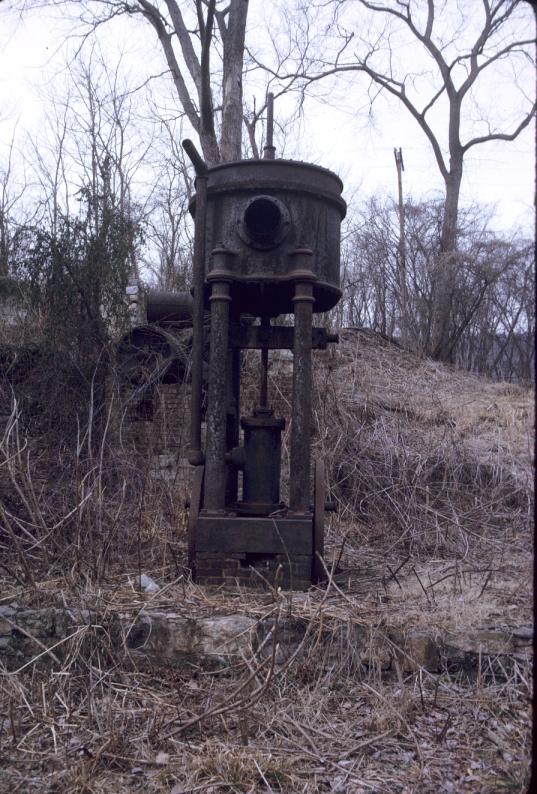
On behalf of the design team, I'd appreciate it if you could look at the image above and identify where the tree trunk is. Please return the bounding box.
[0,211,8,277]
[432,163,463,362]
[220,0,248,162]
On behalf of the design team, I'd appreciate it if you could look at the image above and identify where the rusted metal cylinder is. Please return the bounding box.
[189,159,346,317]
[203,252,233,511]
[145,290,193,324]
[189,174,208,466]
[289,253,315,513]
[263,92,276,160]
[240,408,285,514]
[183,139,208,177]
[225,347,241,505]
[182,139,208,467]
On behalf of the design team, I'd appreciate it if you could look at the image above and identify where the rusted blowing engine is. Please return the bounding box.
[158,102,346,589]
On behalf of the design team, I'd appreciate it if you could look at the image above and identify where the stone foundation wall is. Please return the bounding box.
[1,601,532,676]
[118,380,194,491]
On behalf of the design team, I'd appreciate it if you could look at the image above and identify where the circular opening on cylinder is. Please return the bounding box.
[244,197,282,245]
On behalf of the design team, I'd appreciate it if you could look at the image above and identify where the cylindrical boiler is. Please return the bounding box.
[190,159,347,317]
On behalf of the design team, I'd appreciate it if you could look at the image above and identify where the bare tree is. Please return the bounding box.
[17,0,250,165]
[0,136,30,279]
[270,0,536,360]
[457,241,534,381]
[339,195,534,381]
[143,113,194,289]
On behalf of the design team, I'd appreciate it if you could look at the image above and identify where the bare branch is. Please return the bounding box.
[162,0,202,91]
[462,101,536,151]
[135,0,200,133]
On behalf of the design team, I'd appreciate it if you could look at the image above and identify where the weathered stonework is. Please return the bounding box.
[118,380,194,491]
[1,603,532,679]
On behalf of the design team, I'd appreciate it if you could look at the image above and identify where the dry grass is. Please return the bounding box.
[0,573,532,792]
[312,329,533,560]
[0,329,533,792]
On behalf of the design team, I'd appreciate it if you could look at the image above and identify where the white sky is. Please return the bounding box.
[0,1,534,237]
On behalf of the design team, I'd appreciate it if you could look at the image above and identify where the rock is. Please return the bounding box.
[0,603,531,680]
[389,629,441,672]
[137,574,160,593]
[441,626,531,678]
[512,626,533,646]
[125,612,257,665]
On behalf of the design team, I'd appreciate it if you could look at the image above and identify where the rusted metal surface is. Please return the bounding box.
[187,465,204,577]
[180,124,345,588]
[225,347,241,505]
[182,139,208,177]
[196,516,312,555]
[228,324,338,350]
[239,408,285,515]
[183,140,208,467]
[312,458,326,583]
[289,255,315,514]
[263,92,276,160]
[117,325,190,385]
[203,256,233,512]
[189,158,346,316]
[145,290,193,325]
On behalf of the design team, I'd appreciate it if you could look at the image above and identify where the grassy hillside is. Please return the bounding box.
[315,328,532,559]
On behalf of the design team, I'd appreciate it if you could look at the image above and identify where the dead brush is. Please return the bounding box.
[0,383,187,589]
[0,327,533,792]
[312,330,534,559]
[0,564,532,792]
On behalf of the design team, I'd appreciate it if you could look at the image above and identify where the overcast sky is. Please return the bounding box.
[0,1,534,237]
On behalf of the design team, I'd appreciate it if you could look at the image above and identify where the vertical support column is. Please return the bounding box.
[225,346,241,505]
[289,250,316,514]
[182,140,208,468]
[203,249,234,512]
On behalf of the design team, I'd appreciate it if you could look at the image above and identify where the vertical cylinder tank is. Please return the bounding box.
[190,159,347,317]
[239,408,285,515]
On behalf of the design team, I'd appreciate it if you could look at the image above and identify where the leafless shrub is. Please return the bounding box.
[0,376,187,587]
[0,324,532,791]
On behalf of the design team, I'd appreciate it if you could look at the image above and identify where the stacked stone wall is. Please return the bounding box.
[118,379,194,492]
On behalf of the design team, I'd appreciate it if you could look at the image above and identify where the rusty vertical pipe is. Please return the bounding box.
[203,250,233,511]
[259,316,270,408]
[225,346,241,505]
[182,139,207,467]
[289,251,315,513]
[263,93,276,160]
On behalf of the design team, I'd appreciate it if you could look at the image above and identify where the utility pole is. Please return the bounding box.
[394,147,408,346]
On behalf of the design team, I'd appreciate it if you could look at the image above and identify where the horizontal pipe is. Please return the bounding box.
[145,290,193,324]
